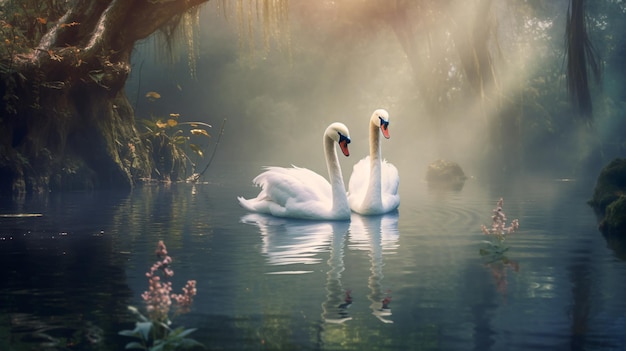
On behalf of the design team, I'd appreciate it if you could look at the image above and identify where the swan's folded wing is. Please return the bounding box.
[381,159,399,195]
[381,159,400,211]
[253,166,332,207]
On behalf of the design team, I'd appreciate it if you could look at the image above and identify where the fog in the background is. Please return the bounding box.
[124,1,624,186]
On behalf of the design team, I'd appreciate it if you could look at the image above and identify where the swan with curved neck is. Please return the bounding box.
[238,122,352,220]
[348,109,400,215]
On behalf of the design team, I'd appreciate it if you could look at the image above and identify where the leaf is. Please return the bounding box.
[88,70,105,83]
[179,338,205,349]
[48,50,63,61]
[140,119,156,127]
[127,305,149,322]
[119,329,139,337]
[189,144,203,157]
[180,121,212,128]
[145,91,161,100]
[190,129,209,137]
[176,328,198,338]
[60,21,79,28]
[136,321,154,342]
[125,341,146,350]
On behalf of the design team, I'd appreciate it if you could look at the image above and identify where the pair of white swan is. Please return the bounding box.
[237,109,400,220]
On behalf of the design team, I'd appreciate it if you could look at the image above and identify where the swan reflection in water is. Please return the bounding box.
[349,212,399,324]
[240,213,346,270]
[240,211,399,324]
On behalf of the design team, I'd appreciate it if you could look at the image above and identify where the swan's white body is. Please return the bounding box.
[238,123,352,220]
[348,109,400,215]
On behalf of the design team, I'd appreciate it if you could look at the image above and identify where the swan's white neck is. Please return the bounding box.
[324,135,349,214]
[364,121,383,208]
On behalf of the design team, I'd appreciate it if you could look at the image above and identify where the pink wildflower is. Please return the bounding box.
[156,240,168,256]
[481,198,519,241]
[171,280,197,315]
[141,241,196,322]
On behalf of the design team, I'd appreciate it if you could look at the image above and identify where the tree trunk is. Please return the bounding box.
[0,0,209,195]
[566,0,602,121]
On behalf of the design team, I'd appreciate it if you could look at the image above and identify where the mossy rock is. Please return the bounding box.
[590,158,626,237]
[601,195,626,236]
[588,158,626,213]
[425,159,467,191]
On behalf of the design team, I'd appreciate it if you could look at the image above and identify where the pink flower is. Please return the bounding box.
[141,241,197,322]
[481,198,519,241]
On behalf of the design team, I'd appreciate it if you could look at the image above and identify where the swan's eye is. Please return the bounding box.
[379,116,389,130]
[338,132,351,144]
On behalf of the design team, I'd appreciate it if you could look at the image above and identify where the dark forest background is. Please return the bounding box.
[1,0,625,194]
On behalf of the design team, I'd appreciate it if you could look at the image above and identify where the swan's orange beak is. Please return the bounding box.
[381,123,390,139]
[339,140,350,157]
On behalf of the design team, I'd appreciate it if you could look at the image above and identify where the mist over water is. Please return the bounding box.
[5,2,626,350]
[128,6,451,182]
[125,1,624,186]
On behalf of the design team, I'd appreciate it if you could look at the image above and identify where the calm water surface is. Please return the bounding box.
[1,163,626,350]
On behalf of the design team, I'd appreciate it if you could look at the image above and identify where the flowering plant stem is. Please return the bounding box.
[119,241,203,350]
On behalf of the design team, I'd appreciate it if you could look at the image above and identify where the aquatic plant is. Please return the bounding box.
[479,198,519,255]
[478,198,521,297]
[139,109,212,182]
[119,240,203,350]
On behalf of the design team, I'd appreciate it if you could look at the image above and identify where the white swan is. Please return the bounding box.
[348,109,400,215]
[238,122,352,220]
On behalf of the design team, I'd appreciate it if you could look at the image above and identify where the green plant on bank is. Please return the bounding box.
[119,241,203,350]
[139,94,212,181]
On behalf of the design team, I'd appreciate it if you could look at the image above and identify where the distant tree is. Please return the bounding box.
[324,0,607,174]
[565,0,602,122]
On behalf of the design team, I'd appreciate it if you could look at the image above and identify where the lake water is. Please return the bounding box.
[1,163,626,351]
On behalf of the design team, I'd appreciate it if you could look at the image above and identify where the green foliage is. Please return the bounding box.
[119,309,204,351]
[120,241,202,350]
[589,158,626,212]
[138,110,212,181]
[604,195,626,235]
[590,158,626,237]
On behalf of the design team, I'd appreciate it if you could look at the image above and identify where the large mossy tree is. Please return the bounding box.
[0,0,211,194]
[0,0,288,195]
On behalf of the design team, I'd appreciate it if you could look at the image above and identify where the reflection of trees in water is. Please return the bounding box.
[567,239,592,350]
[109,184,218,270]
[0,191,134,350]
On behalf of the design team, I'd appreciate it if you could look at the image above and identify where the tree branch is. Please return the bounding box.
[84,0,134,55]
